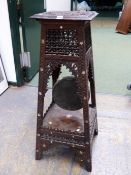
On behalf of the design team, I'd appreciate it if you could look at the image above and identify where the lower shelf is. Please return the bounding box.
[41,104,97,147]
[43,104,96,131]
[43,104,84,132]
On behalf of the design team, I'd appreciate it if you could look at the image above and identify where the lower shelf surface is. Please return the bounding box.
[43,104,96,134]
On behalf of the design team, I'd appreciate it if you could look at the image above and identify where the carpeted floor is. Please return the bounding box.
[92,20,131,96]
[27,16,131,96]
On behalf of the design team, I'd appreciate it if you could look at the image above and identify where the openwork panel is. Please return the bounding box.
[45,29,79,56]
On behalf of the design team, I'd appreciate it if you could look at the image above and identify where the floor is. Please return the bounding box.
[0,86,131,175]
[92,17,131,95]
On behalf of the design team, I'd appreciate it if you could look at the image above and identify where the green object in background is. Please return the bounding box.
[8,0,45,85]
[92,27,131,96]
[21,0,45,81]
[7,0,24,86]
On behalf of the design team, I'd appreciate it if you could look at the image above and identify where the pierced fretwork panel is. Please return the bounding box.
[45,29,79,56]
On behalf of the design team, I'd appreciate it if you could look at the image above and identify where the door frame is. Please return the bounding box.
[7,0,24,86]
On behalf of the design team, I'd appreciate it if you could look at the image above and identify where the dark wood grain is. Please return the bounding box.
[33,11,98,172]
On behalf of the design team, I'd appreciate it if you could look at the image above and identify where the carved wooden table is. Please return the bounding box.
[31,11,98,172]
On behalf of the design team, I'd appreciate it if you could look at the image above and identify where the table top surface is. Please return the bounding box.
[31,11,98,21]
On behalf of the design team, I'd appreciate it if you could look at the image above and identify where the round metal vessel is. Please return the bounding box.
[53,76,82,110]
